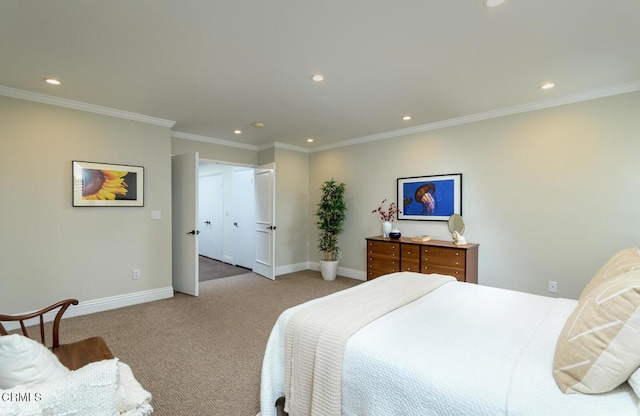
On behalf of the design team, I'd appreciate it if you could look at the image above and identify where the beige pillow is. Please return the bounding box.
[579,247,640,302]
[553,270,640,393]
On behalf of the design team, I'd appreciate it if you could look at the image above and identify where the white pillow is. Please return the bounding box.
[0,334,70,389]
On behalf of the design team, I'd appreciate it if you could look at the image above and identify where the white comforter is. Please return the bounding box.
[260,273,638,416]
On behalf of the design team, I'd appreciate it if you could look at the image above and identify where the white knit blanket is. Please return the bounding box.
[0,359,153,416]
[284,272,454,416]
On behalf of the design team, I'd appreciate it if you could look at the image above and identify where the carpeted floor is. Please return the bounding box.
[38,270,361,415]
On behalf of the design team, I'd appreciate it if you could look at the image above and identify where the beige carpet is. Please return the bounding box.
[45,270,361,415]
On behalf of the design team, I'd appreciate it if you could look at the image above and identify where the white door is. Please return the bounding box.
[199,173,224,261]
[232,168,255,269]
[171,152,199,296]
[254,163,275,279]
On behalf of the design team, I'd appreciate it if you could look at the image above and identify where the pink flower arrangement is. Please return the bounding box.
[372,199,401,222]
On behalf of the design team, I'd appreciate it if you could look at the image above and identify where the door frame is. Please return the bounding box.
[175,158,273,287]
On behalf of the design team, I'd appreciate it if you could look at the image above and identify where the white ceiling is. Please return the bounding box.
[1,1,639,150]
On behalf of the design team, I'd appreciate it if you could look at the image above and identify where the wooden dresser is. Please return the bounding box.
[366,236,479,283]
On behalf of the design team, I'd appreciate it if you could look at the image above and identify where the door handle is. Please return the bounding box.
[186,230,200,235]
[204,221,211,225]
[266,225,277,230]
[233,222,238,227]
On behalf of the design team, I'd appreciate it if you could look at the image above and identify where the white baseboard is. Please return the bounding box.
[223,255,234,264]
[3,286,174,331]
[276,262,311,276]
[308,262,366,281]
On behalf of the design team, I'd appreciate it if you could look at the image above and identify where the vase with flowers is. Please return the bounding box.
[372,199,401,238]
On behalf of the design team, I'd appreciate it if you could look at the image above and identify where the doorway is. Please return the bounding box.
[172,153,276,295]
[197,161,256,281]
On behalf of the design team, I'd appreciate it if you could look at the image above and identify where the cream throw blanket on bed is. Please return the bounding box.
[284,272,454,416]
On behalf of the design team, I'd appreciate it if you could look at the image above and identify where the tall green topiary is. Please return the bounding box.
[316,178,347,261]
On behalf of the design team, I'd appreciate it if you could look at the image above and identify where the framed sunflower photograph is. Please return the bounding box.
[72,161,144,207]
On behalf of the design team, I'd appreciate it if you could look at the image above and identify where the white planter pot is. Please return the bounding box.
[319,259,339,281]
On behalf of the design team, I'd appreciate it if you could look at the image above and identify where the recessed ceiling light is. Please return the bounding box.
[44,78,61,85]
[541,82,555,90]
[311,74,324,82]
[252,122,265,128]
[307,138,314,143]
[483,0,506,7]
[402,115,412,121]
[234,130,242,134]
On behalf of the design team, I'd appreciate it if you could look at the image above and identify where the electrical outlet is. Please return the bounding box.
[548,280,558,293]
[132,269,141,280]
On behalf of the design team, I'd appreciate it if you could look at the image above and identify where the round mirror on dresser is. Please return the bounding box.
[448,214,467,246]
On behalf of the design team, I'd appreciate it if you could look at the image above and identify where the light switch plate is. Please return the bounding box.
[151,210,161,220]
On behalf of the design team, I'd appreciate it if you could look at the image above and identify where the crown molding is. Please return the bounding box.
[255,141,310,153]
[273,141,311,153]
[171,131,260,151]
[0,85,175,128]
[311,80,640,153]
[257,142,274,151]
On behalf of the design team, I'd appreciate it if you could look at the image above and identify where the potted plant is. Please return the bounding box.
[316,178,347,281]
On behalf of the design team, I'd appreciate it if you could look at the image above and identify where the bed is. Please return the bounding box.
[260,248,640,416]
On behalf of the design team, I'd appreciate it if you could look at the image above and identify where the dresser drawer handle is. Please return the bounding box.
[407,251,411,255]
[407,267,412,271]
[456,252,459,256]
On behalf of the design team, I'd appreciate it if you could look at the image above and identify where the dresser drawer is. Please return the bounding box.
[422,264,466,281]
[367,240,400,258]
[401,244,420,261]
[401,259,420,273]
[367,257,400,273]
[422,246,466,268]
[367,270,387,280]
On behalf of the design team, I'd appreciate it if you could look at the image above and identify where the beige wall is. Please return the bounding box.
[310,91,640,299]
[3,89,637,311]
[258,147,275,165]
[274,148,310,268]
[0,96,173,313]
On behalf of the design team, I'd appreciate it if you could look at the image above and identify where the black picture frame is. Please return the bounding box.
[397,173,462,221]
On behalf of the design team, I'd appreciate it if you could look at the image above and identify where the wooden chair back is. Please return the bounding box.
[0,299,79,350]
[0,299,114,370]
